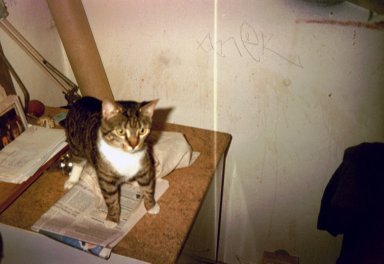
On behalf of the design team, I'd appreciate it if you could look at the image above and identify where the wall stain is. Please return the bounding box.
[296,18,384,31]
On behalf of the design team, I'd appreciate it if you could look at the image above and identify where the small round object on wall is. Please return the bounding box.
[27,100,45,117]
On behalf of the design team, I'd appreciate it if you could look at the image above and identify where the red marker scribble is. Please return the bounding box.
[296,19,384,31]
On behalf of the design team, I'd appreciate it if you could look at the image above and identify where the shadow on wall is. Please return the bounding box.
[152,107,174,130]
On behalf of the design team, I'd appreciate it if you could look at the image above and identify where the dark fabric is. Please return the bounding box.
[317,142,384,264]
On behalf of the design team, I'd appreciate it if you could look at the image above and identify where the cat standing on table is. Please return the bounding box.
[63,96,159,227]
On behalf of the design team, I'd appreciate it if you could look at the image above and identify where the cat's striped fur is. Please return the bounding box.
[64,96,158,226]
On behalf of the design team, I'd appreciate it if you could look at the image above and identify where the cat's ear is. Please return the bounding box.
[140,99,158,118]
[102,100,121,120]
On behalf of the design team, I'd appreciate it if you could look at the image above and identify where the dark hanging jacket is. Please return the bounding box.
[317,142,384,264]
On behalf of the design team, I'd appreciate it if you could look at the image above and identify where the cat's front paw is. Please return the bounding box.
[147,203,160,215]
[131,181,140,187]
[104,220,118,229]
[64,180,76,190]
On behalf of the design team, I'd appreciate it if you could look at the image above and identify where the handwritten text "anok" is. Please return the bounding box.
[197,21,303,69]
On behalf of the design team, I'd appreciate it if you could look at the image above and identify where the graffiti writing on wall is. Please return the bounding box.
[197,21,303,69]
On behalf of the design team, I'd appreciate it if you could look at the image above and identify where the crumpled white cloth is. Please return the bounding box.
[150,131,200,178]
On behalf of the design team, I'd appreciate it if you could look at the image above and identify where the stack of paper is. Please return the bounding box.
[0,125,67,183]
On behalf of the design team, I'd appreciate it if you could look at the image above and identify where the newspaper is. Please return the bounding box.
[32,131,199,259]
[32,167,169,258]
[0,125,67,183]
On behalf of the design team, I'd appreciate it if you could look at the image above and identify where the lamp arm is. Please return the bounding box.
[0,18,79,94]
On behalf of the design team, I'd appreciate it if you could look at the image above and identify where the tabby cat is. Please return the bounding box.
[63,96,159,227]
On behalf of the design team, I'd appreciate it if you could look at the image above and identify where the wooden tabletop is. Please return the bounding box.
[0,121,231,263]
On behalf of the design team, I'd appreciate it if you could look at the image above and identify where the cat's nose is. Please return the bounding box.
[128,137,139,149]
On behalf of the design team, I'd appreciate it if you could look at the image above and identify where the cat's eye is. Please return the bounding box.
[115,128,125,136]
[138,128,147,135]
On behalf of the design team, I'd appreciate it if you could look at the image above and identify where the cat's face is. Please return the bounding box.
[100,99,158,153]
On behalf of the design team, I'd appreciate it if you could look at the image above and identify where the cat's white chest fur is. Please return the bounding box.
[98,137,145,179]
